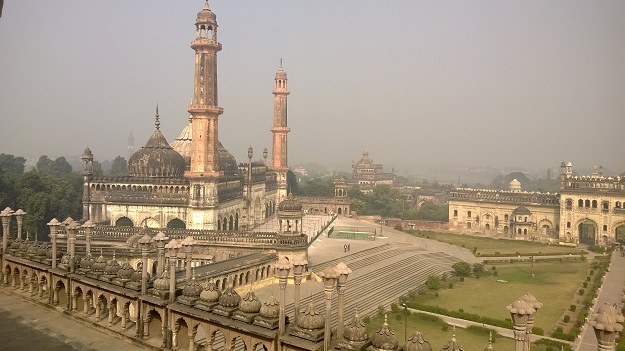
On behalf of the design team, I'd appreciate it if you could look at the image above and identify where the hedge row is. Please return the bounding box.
[406,302,513,329]
[478,251,583,258]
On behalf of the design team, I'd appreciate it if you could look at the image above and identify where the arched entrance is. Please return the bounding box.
[579,221,596,245]
[616,224,625,244]
[167,218,186,229]
[115,217,134,227]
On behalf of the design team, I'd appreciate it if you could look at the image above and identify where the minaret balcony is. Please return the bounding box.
[188,105,223,115]
[270,127,290,133]
[191,38,221,50]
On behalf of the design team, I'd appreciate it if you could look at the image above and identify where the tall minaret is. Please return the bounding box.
[271,62,290,203]
[186,1,224,229]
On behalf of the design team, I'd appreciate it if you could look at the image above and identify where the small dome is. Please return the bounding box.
[297,301,324,330]
[405,331,432,351]
[117,261,135,279]
[441,332,463,351]
[131,263,150,282]
[275,66,287,80]
[104,257,121,275]
[80,255,95,270]
[82,147,93,160]
[512,206,531,216]
[278,194,302,212]
[91,254,106,272]
[182,277,203,298]
[153,269,170,291]
[506,298,535,316]
[371,315,398,350]
[196,1,217,26]
[239,291,262,313]
[509,179,522,191]
[218,284,241,307]
[343,311,368,342]
[128,111,186,178]
[199,281,221,302]
[259,293,280,319]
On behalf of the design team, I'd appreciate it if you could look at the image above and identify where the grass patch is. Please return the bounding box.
[407,261,589,331]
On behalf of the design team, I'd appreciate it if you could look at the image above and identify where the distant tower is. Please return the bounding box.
[127,131,134,160]
[271,61,290,203]
[185,1,224,229]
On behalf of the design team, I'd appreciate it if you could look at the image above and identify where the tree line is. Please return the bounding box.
[289,172,449,222]
[0,153,128,239]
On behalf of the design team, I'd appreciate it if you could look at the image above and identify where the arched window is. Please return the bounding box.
[504,214,509,221]
[578,199,584,207]
[166,218,186,229]
[115,217,133,227]
[585,199,591,207]
[592,200,598,208]
[565,199,572,209]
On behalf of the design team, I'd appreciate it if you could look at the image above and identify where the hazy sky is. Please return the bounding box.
[1,1,624,172]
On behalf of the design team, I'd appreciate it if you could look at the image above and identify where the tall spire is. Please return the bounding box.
[271,62,291,204]
[155,103,161,130]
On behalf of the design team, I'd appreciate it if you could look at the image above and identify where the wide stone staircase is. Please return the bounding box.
[286,243,460,325]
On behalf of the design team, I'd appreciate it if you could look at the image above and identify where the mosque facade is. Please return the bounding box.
[448,162,625,246]
[81,2,292,233]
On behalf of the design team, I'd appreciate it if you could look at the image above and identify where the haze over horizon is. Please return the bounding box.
[1,1,624,173]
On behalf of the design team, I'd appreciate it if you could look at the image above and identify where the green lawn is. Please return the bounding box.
[409,261,589,331]
[408,230,585,256]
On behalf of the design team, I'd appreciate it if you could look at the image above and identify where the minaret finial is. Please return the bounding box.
[155,103,160,130]
[204,0,209,9]
[280,58,283,68]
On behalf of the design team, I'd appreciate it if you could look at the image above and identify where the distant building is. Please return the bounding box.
[350,149,395,193]
[448,162,625,245]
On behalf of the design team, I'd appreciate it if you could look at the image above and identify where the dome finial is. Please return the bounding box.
[155,103,161,130]
[204,0,209,9]
[280,58,283,68]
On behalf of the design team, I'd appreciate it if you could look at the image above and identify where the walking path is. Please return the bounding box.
[0,291,149,351]
[576,251,625,351]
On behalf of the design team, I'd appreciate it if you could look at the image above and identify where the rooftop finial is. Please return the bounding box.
[280,58,283,68]
[155,103,161,130]
[204,0,209,9]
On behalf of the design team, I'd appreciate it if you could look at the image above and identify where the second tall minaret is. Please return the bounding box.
[271,64,290,203]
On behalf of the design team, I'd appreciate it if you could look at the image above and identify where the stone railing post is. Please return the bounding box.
[320,266,338,351]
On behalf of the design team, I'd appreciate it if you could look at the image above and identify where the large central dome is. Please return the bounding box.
[128,109,186,178]
[170,121,239,177]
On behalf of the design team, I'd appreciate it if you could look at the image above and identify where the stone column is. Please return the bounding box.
[84,294,90,315]
[138,234,152,296]
[292,256,308,324]
[47,218,61,269]
[320,267,338,351]
[121,305,128,330]
[335,262,352,343]
[53,288,59,305]
[67,221,79,273]
[188,328,197,351]
[72,293,78,312]
[589,304,625,351]
[82,220,94,257]
[182,236,197,282]
[507,298,535,351]
[108,302,115,327]
[166,239,181,303]
[153,232,168,276]
[521,293,542,351]
[275,258,292,337]
[14,209,25,241]
[1,207,14,255]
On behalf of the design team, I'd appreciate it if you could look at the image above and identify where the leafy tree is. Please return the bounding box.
[0,153,26,174]
[109,156,128,176]
[287,170,299,195]
[36,155,73,177]
[296,176,334,197]
[452,262,471,277]
[92,160,104,177]
[426,275,442,290]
